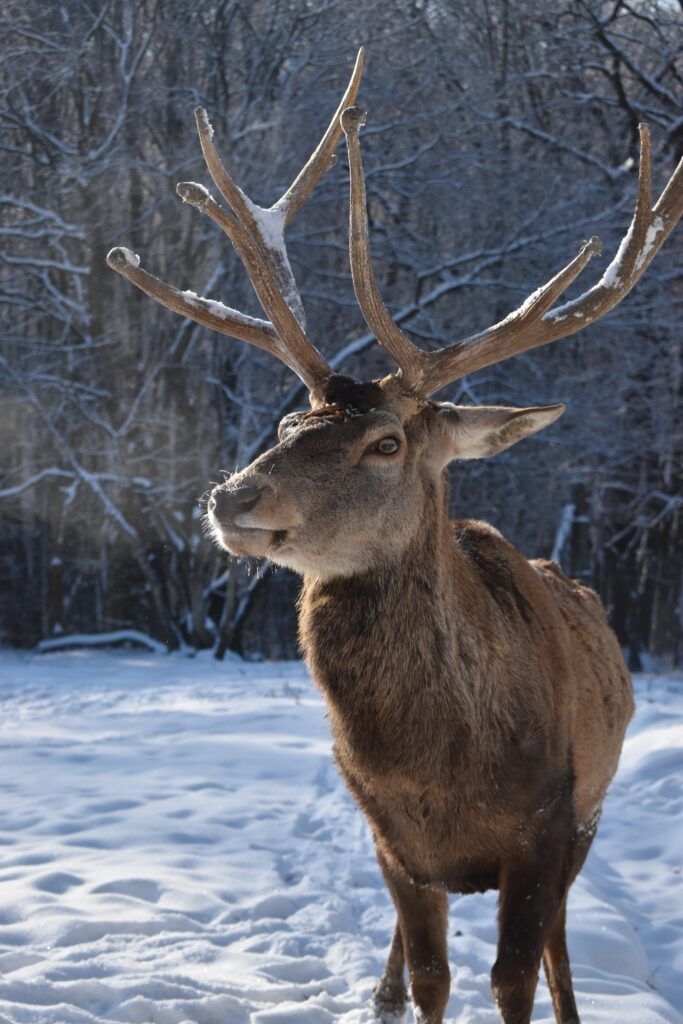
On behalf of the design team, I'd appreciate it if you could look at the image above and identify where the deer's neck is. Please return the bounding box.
[299,488,482,719]
[298,495,547,783]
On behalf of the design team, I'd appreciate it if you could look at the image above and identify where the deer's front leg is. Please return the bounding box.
[372,920,408,1020]
[378,855,450,1024]
[492,852,571,1024]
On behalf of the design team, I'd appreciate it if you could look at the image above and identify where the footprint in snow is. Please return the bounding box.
[258,956,331,983]
[165,830,219,846]
[64,836,109,850]
[33,872,84,894]
[235,893,302,921]
[82,798,141,813]
[4,852,53,867]
[293,813,335,841]
[91,878,162,902]
[0,951,45,974]
[51,814,122,836]
[185,781,232,792]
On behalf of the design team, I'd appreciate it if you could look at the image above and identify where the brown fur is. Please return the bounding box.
[207,377,634,1024]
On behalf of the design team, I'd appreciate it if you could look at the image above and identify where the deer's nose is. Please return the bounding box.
[209,481,266,521]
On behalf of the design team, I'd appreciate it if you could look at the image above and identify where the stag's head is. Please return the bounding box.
[206,373,563,577]
[107,50,683,579]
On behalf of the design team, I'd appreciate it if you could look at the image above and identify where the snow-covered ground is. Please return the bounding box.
[0,649,680,1024]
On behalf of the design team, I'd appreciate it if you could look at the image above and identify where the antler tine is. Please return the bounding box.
[194,106,261,239]
[419,123,683,396]
[341,111,682,398]
[108,52,368,400]
[192,49,364,331]
[173,52,366,391]
[276,48,365,223]
[105,246,327,387]
[175,181,331,391]
[194,48,364,231]
[341,105,426,391]
[106,244,276,348]
[192,107,301,334]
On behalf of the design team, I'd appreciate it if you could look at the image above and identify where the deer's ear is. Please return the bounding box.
[433,403,565,464]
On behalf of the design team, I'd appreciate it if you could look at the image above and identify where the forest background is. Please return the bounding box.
[1,0,681,666]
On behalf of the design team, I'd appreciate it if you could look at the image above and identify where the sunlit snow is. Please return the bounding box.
[0,651,680,1023]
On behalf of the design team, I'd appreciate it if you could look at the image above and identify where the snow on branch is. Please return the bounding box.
[35,630,168,655]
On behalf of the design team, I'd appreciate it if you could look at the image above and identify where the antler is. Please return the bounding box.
[341,110,683,398]
[107,49,365,399]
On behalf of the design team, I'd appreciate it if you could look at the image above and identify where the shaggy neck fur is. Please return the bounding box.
[298,475,528,782]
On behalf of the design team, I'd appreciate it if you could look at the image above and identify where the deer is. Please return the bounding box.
[108,50,683,1024]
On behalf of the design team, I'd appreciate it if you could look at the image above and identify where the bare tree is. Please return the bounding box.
[1,0,681,662]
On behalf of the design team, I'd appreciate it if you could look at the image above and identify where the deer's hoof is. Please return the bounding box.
[371,978,408,1022]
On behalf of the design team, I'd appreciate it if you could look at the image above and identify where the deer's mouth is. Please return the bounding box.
[213,521,289,559]
[205,476,297,559]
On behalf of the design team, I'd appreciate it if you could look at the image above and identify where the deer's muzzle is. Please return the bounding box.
[207,477,292,558]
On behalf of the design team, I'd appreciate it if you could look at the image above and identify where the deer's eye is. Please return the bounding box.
[375,436,401,455]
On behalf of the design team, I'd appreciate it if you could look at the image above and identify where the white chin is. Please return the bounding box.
[217,526,276,559]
